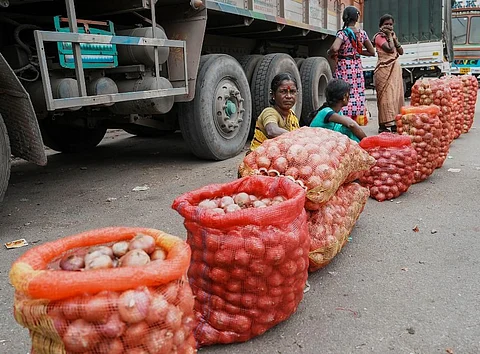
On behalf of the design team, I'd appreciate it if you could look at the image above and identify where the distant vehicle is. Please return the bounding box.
[449,0,480,77]
[361,0,454,97]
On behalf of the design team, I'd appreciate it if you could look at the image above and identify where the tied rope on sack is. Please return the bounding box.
[250,110,299,151]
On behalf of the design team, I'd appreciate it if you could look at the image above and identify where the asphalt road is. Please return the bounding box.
[1,94,479,354]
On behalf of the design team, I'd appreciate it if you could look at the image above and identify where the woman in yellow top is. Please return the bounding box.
[250,73,300,151]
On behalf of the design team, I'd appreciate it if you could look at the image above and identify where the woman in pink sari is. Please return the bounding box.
[373,14,404,133]
[327,6,375,125]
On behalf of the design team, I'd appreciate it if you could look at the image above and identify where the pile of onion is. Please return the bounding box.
[440,76,464,139]
[359,133,417,202]
[307,183,369,272]
[396,106,442,183]
[411,79,454,167]
[197,193,286,215]
[44,282,196,354]
[239,127,375,206]
[57,234,167,272]
[460,75,478,133]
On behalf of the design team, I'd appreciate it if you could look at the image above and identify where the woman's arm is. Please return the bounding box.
[327,37,343,59]
[363,39,376,56]
[328,113,367,141]
[265,123,289,138]
[392,32,404,55]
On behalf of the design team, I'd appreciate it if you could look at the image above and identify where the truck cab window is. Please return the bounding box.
[469,16,480,44]
[452,16,468,44]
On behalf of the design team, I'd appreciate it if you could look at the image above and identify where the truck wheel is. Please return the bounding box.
[0,115,11,202]
[40,118,107,153]
[251,53,303,123]
[238,55,263,86]
[178,54,252,160]
[299,57,332,125]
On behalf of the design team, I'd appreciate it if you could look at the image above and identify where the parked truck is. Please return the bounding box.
[449,0,480,77]
[0,0,364,201]
[360,0,454,97]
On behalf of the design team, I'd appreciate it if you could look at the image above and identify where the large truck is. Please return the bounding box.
[0,0,363,201]
[360,0,454,96]
[449,0,480,77]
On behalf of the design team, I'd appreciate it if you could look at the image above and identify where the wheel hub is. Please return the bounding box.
[215,80,245,137]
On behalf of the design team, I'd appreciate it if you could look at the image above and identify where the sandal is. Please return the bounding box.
[378,125,391,134]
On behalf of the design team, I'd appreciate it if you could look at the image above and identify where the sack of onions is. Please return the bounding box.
[359,133,417,202]
[238,127,375,207]
[460,74,478,133]
[440,75,465,139]
[307,183,369,272]
[172,176,309,347]
[396,106,442,183]
[10,227,196,354]
[411,78,455,162]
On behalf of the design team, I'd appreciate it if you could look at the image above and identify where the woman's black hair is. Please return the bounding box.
[303,79,351,126]
[342,6,360,29]
[379,14,394,27]
[269,73,298,106]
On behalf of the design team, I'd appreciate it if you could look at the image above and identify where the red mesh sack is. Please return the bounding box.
[460,75,478,133]
[172,176,309,347]
[411,79,454,167]
[9,227,195,354]
[440,76,465,139]
[397,106,442,183]
[307,183,369,272]
[238,127,375,207]
[359,132,417,202]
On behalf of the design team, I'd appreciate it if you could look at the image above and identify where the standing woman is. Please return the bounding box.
[327,6,375,125]
[373,14,404,133]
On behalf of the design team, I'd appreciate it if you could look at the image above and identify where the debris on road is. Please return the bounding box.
[4,239,29,249]
[106,197,117,202]
[80,167,88,170]
[406,327,415,334]
[132,185,150,192]
[447,168,461,173]
[431,229,438,234]
[413,225,419,232]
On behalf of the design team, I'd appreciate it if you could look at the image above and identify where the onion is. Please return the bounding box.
[225,203,241,213]
[145,293,169,325]
[119,249,150,267]
[233,192,250,207]
[85,254,114,270]
[118,288,151,323]
[150,247,167,261]
[165,305,183,331]
[61,296,84,321]
[128,234,156,255]
[85,246,114,264]
[82,293,112,323]
[210,207,225,215]
[95,339,124,354]
[98,313,126,338]
[252,200,266,208]
[59,254,85,271]
[123,321,149,347]
[219,196,234,209]
[145,329,174,354]
[198,199,218,209]
[111,241,129,258]
[63,319,98,353]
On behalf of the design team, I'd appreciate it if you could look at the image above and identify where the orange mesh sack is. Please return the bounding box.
[440,76,465,139]
[9,227,196,354]
[172,176,309,347]
[307,183,369,272]
[238,127,375,208]
[397,106,442,183]
[359,133,417,202]
[460,75,478,133]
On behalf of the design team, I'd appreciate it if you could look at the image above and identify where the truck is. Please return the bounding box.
[449,0,480,77]
[360,0,454,97]
[0,0,364,201]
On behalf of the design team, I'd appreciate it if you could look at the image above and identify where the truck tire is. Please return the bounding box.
[238,55,263,86]
[299,57,332,125]
[40,118,107,153]
[178,54,252,160]
[251,53,303,123]
[0,115,10,202]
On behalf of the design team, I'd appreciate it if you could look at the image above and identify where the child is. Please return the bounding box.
[307,78,367,143]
